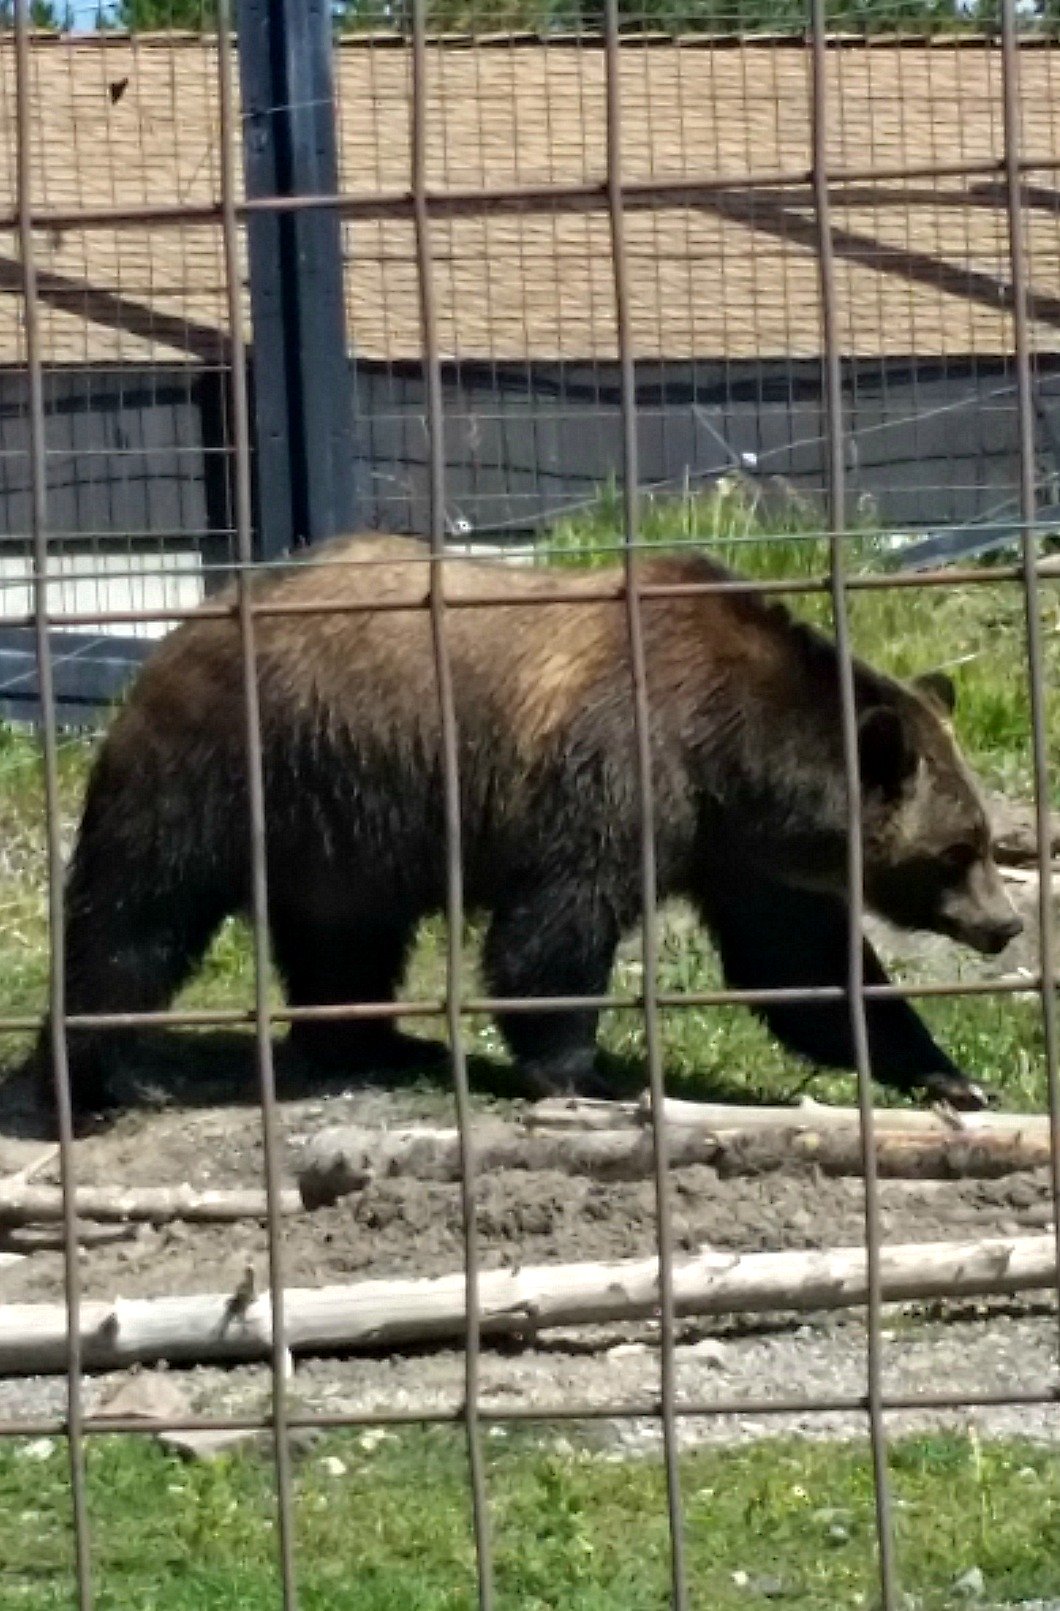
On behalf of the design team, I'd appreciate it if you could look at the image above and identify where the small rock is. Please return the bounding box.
[287,1427,323,1458]
[1006,1177,1046,1211]
[670,1215,695,1249]
[357,1429,394,1452]
[828,1523,850,1544]
[95,1372,191,1425]
[684,1338,728,1365]
[749,1575,786,1598]
[320,1456,347,1478]
[158,1428,265,1462]
[731,1570,749,1588]
[607,1342,650,1359]
[19,1438,55,1462]
[953,1566,985,1599]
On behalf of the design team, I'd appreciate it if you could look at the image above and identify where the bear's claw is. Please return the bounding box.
[920,1071,994,1112]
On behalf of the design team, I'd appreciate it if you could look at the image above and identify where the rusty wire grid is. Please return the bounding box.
[13,4,92,1605]
[214,2,300,1598]
[410,1,496,1600]
[0,2,1059,1609]
[603,2,689,1597]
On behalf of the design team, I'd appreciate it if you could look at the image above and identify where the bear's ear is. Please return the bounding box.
[913,669,957,716]
[857,705,916,796]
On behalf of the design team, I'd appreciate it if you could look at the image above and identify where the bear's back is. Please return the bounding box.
[127,535,698,753]
[111,532,834,767]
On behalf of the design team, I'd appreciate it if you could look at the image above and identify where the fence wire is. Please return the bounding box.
[0,3,1058,1611]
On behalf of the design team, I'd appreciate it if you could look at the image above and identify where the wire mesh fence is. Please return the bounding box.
[0,1,1057,1609]
[337,27,1060,542]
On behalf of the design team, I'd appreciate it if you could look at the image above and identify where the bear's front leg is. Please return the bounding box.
[699,864,992,1111]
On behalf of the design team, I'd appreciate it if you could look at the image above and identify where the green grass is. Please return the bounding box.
[0,1427,1058,1609]
[0,485,1054,1109]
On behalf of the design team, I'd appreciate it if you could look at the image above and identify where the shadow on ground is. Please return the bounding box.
[0,1029,676,1140]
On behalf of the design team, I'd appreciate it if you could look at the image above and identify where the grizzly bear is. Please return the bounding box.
[34,533,1020,1124]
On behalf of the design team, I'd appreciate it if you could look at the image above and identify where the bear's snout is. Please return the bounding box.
[937,859,1023,956]
[967,909,1024,956]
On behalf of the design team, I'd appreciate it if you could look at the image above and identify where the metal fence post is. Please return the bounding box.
[236,0,356,561]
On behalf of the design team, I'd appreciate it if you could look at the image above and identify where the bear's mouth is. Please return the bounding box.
[933,910,1023,957]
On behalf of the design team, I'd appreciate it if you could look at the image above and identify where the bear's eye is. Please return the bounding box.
[941,843,976,876]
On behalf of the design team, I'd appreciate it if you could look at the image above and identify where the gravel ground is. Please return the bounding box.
[0,1302,1057,1455]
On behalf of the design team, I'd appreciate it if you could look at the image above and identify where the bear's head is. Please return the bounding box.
[855,670,1022,956]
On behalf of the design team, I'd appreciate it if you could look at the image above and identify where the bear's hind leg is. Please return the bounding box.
[482,884,620,1097]
[273,911,436,1076]
[38,869,230,1124]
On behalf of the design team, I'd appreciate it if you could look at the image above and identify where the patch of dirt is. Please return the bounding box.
[0,1080,1053,1311]
[0,1071,1057,1448]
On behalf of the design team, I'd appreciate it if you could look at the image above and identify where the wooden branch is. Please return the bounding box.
[0,1233,1053,1375]
[0,1182,301,1227]
[299,1116,1054,1207]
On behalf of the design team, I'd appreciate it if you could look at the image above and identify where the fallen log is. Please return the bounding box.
[999,865,1060,888]
[1,1222,143,1253]
[298,1117,1056,1206]
[0,1233,1054,1375]
[713,1127,1054,1181]
[0,1182,301,1227]
[989,795,1060,867]
[526,1096,644,1130]
[651,1095,1054,1142]
[528,1094,1053,1140]
[300,1121,725,1206]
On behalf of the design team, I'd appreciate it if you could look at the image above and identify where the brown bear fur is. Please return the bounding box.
[35,534,1021,1122]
